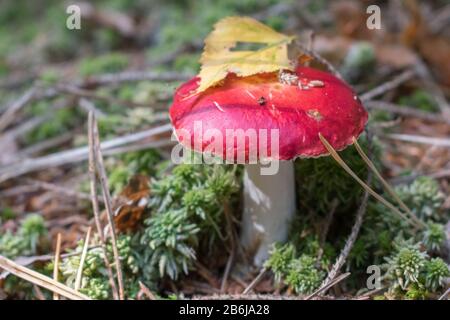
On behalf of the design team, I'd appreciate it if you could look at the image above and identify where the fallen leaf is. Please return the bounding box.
[113,175,150,233]
[194,16,295,95]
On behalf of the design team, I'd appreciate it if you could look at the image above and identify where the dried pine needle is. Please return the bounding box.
[318,133,421,229]
[351,137,426,229]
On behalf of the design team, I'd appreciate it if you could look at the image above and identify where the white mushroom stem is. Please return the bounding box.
[240,161,296,266]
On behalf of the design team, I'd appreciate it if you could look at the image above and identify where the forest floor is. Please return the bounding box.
[0,0,449,300]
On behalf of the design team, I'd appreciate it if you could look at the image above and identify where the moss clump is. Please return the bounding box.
[295,135,380,214]
[0,214,47,259]
[341,42,376,84]
[395,177,446,221]
[265,243,296,283]
[78,53,129,77]
[0,213,48,299]
[383,242,449,299]
[106,149,162,195]
[285,255,325,294]
[140,164,239,280]
[53,234,141,300]
[265,243,326,295]
[398,90,439,113]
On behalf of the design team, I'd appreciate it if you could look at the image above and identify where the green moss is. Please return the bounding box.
[395,176,446,221]
[285,254,325,294]
[422,222,446,252]
[398,90,439,113]
[383,241,449,298]
[265,243,326,294]
[424,258,449,291]
[78,53,129,77]
[341,42,376,83]
[265,243,296,283]
[54,234,142,299]
[0,213,47,259]
[141,164,239,280]
[295,135,380,214]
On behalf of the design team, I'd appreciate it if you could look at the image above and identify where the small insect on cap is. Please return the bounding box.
[169,66,368,161]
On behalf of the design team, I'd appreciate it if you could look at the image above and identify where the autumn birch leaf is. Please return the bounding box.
[194,16,296,95]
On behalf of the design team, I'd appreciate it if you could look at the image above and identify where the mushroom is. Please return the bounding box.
[169,66,368,266]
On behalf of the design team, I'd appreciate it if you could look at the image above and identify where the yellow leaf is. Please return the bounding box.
[195,16,295,95]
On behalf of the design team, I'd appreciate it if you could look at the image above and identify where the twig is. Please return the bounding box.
[220,251,234,293]
[78,98,105,118]
[364,100,450,124]
[355,286,386,300]
[53,233,62,300]
[0,255,91,300]
[33,285,46,300]
[429,4,450,33]
[360,69,416,101]
[0,70,189,125]
[138,281,156,300]
[317,199,338,261]
[74,227,92,291]
[87,112,119,300]
[242,268,267,295]
[383,133,450,147]
[0,123,172,183]
[21,178,101,203]
[91,112,125,300]
[320,190,371,291]
[414,60,450,118]
[82,70,191,88]
[305,272,351,300]
[438,287,450,300]
[2,115,50,140]
[59,84,152,108]
[0,88,36,132]
[17,132,74,159]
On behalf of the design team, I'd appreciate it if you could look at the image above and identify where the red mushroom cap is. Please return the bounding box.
[169,66,368,161]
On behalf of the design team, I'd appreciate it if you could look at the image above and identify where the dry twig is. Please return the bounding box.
[88,112,120,300]
[91,112,125,300]
[360,69,416,101]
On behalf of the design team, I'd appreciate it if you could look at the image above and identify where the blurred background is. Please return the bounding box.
[0,0,449,300]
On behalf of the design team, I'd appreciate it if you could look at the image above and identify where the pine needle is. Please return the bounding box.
[352,137,426,229]
[74,227,92,291]
[0,255,90,300]
[318,133,421,229]
[53,233,62,300]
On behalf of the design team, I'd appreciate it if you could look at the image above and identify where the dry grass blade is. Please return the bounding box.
[53,233,62,300]
[74,227,92,291]
[88,111,119,300]
[0,255,91,300]
[91,112,125,300]
[318,133,420,229]
[352,137,426,229]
